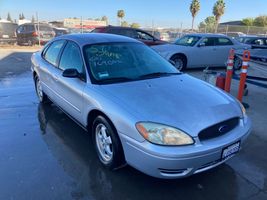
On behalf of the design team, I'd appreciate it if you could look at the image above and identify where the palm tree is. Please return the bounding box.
[117,10,125,26]
[213,0,226,33]
[190,0,200,30]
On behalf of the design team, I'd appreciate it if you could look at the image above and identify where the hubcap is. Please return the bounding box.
[36,78,43,101]
[174,59,184,70]
[95,124,113,163]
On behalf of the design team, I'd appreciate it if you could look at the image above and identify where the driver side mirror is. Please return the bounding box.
[62,68,80,78]
[198,42,205,47]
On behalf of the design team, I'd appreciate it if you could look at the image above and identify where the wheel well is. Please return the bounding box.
[33,71,37,80]
[170,53,187,65]
[87,109,117,133]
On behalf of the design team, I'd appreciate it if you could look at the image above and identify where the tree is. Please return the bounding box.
[254,15,267,27]
[21,13,25,20]
[213,0,225,32]
[31,15,35,23]
[7,12,12,22]
[131,23,140,28]
[121,21,128,27]
[101,16,108,22]
[199,16,216,33]
[242,18,254,26]
[190,0,200,30]
[19,14,22,20]
[117,10,125,26]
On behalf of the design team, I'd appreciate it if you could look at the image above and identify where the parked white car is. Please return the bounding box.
[152,33,250,70]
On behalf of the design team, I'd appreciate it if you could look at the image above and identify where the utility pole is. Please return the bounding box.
[36,12,40,46]
[80,16,83,33]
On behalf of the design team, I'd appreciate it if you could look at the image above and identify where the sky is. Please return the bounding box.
[0,0,267,28]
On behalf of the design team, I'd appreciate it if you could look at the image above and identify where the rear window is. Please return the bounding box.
[91,28,105,33]
[36,25,53,32]
[0,23,18,34]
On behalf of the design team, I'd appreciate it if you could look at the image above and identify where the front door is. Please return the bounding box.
[53,41,86,122]
[193,37,218,67]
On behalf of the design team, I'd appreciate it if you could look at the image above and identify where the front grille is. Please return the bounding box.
[198,117,239,141]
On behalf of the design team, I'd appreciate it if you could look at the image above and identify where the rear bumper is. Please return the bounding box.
[120,117,252,179]
[0,38,16,43]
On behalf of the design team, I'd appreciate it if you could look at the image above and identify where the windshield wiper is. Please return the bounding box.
[99,77,134,83]
[138,72,181,79]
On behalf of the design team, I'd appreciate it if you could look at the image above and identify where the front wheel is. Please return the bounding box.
[92,116,125,169]
[171,55,187,71]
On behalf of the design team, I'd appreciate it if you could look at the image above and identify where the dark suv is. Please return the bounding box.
[92,26,167,46]
[16,23,55,46]
[0,22,18,44]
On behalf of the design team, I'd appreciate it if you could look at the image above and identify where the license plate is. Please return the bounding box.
[222,141,240,160]
[2,35,9,38]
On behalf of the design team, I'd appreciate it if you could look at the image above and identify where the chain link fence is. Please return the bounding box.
[199,24,267,36]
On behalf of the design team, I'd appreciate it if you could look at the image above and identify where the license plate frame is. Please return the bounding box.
[221,141,240,160]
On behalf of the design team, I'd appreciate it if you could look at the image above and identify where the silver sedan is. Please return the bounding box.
[31,33,251,179]
[152,33,250,70]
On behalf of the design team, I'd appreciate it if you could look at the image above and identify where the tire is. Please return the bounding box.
[171,54,187,71]
[28,40,33,46]
[34,75,50,103]
[92,115,125,169]
[233,56,242,71]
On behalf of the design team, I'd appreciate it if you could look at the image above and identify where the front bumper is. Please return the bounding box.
[120,117,252,179]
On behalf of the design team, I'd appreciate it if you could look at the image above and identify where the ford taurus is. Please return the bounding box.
[31,33,251,179]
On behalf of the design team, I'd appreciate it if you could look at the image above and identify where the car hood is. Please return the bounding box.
[99,74,241,137]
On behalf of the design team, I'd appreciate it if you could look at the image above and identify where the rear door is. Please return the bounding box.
[53,41,86,121]
[40,40,66,102]
[214,37,234,66]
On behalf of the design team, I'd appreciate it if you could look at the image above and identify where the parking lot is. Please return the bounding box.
[0,48,267,200]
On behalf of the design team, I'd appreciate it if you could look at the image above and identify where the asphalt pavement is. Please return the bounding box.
[0,49,266,200]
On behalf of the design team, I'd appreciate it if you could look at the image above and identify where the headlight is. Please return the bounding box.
[136,122,194,146]
[238,101,246,117]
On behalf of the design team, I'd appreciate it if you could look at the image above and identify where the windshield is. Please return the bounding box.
[83,42,179,84]
[174,35,200,46]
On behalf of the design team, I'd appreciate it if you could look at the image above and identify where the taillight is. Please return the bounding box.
[32,31,38,37]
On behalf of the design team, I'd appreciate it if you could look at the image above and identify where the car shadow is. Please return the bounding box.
[0,51,34,78]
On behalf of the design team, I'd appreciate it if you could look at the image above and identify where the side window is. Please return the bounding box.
[59,41,84,74]
[201,37,216,46]
[216,37,233,46]
[44,40,65,66]
[136,31,154,41]
[252,39,264,45]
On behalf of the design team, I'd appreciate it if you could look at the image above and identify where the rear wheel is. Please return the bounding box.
[34,76,50,103]
[233,56,242,71]
[171,54,187,71]
[92,116,125,169]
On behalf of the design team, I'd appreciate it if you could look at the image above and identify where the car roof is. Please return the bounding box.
[93,25,150,33]
[185,33,229,37]
[55,33,142,46]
